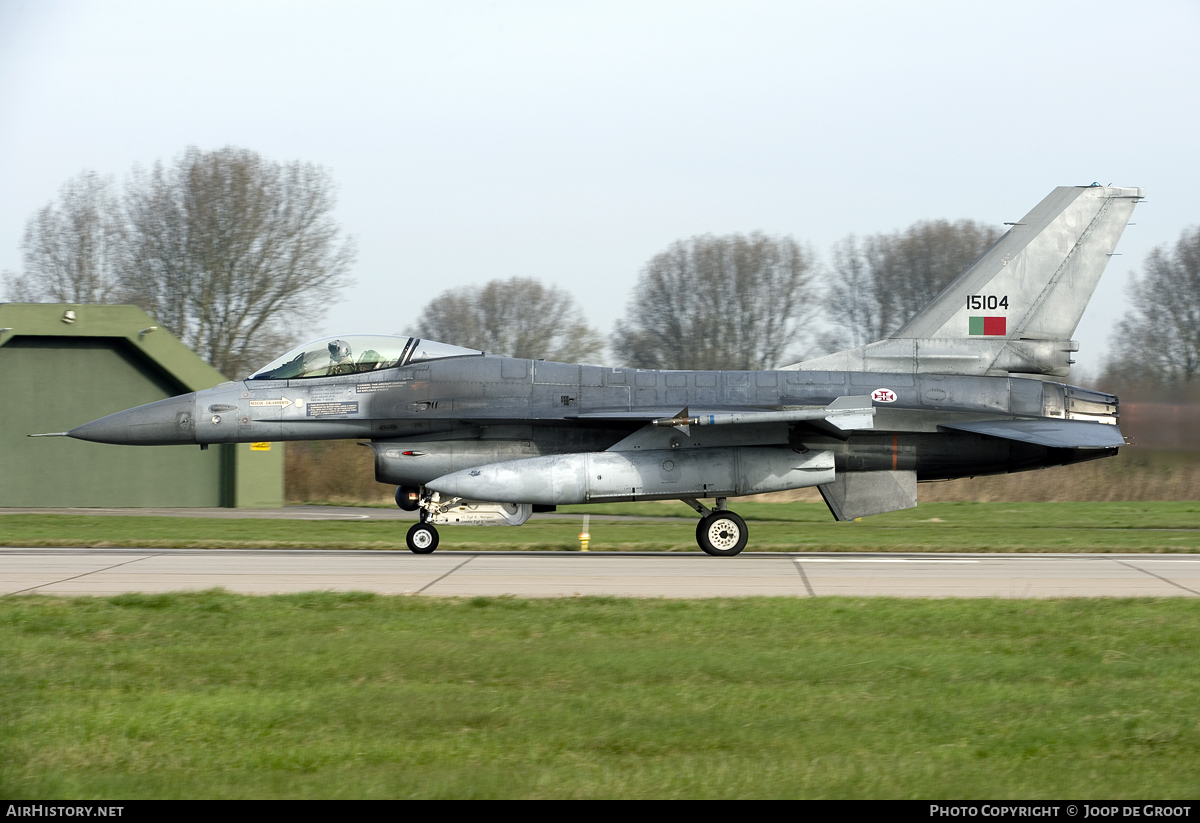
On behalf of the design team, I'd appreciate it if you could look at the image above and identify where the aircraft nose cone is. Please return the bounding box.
[68,394,199,445]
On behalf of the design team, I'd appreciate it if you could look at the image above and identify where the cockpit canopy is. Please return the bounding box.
[247,335,482,380]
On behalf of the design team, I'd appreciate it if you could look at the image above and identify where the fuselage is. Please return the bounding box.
[67,351,1120,491]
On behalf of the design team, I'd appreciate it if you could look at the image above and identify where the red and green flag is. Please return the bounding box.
[969,316,1006,336]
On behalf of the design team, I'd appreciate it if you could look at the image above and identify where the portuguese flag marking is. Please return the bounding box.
[969,316,1006,336]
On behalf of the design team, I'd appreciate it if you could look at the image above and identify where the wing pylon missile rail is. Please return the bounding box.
[652,396,876,433]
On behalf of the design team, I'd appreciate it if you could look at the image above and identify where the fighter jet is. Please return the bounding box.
[50,185,1141,555]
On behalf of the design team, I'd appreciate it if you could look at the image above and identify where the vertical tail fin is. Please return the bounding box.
[893,185,1144,341]
[792,185,1144,376]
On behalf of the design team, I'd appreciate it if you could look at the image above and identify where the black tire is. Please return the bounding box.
[406,522,439,554]
[696,511,748,557]
[395,486,421,511]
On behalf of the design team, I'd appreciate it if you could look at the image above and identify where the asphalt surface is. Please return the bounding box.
[3,549,1199,599]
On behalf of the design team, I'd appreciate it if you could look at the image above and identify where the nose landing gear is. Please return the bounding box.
[683,497,748,556]
[398,485,441,553]
[403,489,473,554]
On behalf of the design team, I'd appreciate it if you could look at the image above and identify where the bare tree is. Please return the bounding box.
[5,147,356,379]
[410,277,604,362]
[824,235,878,347]
[4,171,121,303]
[826,219,1001,346]
[611,232,817,370]
[119,147,356,378]
[1104,225,1200,390]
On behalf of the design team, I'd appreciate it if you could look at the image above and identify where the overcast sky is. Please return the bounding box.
[1,0,1197,375]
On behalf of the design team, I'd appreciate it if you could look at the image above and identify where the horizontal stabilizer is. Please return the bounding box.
[818,470,918,521]
[941,419,1125,449]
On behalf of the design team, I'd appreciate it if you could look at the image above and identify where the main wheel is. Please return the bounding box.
[696,511,748,557]
[406,522,439,554]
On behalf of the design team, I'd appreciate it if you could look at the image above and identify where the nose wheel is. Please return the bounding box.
[406,522,439,554]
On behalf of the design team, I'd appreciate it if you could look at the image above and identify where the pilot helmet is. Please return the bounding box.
[328,339,352,361]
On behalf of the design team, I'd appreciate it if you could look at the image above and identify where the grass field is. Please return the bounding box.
[2,501,1200,552]
[3,592,1199,799]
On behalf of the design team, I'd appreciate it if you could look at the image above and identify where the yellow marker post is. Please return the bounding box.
[579,513,590,552]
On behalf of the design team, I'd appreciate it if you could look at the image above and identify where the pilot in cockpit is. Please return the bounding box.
[327,339,354,375]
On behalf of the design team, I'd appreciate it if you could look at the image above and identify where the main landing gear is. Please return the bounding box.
[683,498,748,557]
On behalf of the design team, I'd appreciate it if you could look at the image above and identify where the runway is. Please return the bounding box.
[3,549,1200,598]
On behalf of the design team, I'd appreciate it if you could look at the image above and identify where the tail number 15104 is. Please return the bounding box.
[967,294,1008,310]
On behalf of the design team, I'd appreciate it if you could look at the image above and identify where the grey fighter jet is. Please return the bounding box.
[52,185,1141,555]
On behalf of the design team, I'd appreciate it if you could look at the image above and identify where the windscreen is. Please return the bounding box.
[247,335,482,380]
